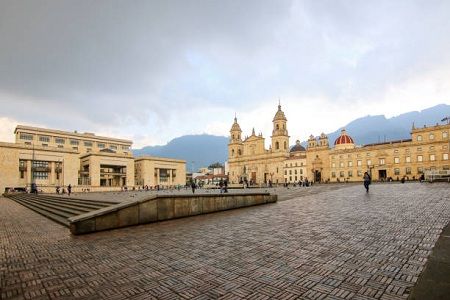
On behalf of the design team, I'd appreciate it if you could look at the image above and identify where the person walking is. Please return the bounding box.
[363,172,371,193]
[67,184,72,196]
[191,181,196,194]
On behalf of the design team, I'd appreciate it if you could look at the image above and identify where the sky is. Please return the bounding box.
[1,0,449,148]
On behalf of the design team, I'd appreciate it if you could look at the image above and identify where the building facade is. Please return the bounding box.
[134,156,186,187]
[0,126,186,193]
[307,124,450,182]
[228,105,290,185]
[228,105,450,185]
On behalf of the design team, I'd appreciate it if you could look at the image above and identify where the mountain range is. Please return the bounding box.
[133,104,450,171]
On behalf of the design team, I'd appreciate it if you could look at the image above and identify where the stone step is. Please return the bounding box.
[16,199,79,218]
[18,198,87,216]
[13,198,70,227]
[28,194,114,207]
[24,195,109,210]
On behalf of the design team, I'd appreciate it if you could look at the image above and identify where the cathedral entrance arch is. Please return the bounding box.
[314,170,321,183]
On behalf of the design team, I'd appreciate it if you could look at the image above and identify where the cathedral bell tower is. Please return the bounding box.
[271,104,289,153]
[228,116,243,159]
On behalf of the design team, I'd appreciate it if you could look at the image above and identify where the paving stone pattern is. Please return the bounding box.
[1,183,449,300]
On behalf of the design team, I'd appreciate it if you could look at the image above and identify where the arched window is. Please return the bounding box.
[283,124,285,129]
[276,124,279,130]
[284,141,287,149]
[275,141,279,150]
[238,149,242,155]
[232,149,235,156]
[232,134,235,139]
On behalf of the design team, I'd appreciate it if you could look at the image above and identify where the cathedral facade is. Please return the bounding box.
[227,105,290,184]
[228,105,450,184]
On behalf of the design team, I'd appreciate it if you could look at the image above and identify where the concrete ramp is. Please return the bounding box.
[69,193,277,235]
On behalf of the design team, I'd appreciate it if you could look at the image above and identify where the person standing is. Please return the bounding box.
[68,184,72,196]
[363,172,371,193]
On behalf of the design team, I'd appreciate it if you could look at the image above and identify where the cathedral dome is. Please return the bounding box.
[334,129,354,145]
[290,140,306,152]
[273,104,287,122]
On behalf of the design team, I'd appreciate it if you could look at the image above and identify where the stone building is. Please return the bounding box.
[228,105,450,185]
[0,126,186,193]
[228,104,291,185]
[134,156,186,187]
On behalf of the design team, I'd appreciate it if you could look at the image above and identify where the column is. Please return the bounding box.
[169,169,173,185]
[156,168,159,185]
[26,160,32,186]
[50,162,56,185]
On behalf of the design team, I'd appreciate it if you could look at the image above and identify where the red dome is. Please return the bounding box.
[334,129,354,145]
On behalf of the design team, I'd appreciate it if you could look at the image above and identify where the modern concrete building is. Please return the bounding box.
[0,126,186,193]
[134,156,186,187]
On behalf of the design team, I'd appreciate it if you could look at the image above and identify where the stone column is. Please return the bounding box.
[156,168,159,186]
[169,169,173,185]
[50,161,56,185]
[26,160,32,186]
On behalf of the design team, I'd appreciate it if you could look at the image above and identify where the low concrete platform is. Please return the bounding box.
[69,193,277,235]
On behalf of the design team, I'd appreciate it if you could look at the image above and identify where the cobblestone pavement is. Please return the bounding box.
[1,183,449,300]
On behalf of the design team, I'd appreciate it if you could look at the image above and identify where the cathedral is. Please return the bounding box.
[228,104,450,184]
[228,104,300,184]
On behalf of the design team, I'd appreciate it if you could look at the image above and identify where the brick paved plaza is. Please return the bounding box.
[1,183,449,299]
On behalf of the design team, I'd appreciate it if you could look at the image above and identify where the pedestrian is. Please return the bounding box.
[363,172,371,193]
[219,179,224,194]
[224,179,228,193]
[67,184,72,196]
[56,186,60,194]
[191,181,196,194]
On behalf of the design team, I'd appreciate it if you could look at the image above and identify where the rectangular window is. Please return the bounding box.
[84,141,93,147]
[406,167,411,175]
[339,162,344,168]
[394,157,400,164]
[110,145,117,150]
[294,170,297,174]
[348,171,353,177]
[394,168,400,175]
[418,167,423,174]
[357,170,362,177]
[121,145,130,150]
[97,143,105,148]
[417,147,422,152]
[430,154,436,161]
[444,153,449,160]
[417,155,423,162]
[406,156,411,163]
[348,161,353,167]
[289,170,292,175]
[331,172,336,178]
[57,145,64,148]
[443,131,448,139]
[33,171,48,180]
[284,170,287,175]
[20,133,33,140]
[366,153,371,157]
[55,138,65,144]
[339,171,344,177]
[39,136,50,142]
[429,133,434,140]
[332,163,336,168]
[357,160,362,166]
[300,169,303,174]
[367,159,372,166]
[70,139,79,145]
[379,158,385,165]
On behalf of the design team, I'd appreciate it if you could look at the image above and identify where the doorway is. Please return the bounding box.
[378,170,387,181]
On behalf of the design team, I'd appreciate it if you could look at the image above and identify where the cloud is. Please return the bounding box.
[0,0,449,147]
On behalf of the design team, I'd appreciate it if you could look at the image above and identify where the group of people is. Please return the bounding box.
[55,184,72,196]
